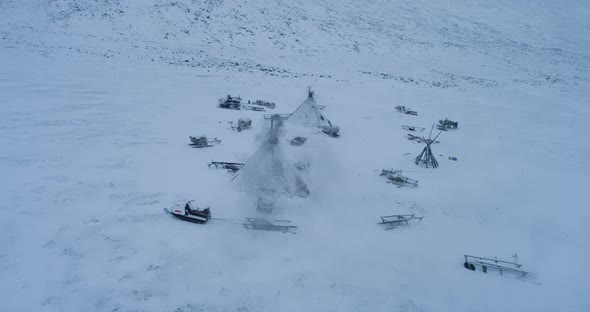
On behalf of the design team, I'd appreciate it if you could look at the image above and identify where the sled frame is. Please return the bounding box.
[378,214,423,229]
[402,125,426,132]
[208,161,244,172]
[464,255,529,277]
[243,218,297,233]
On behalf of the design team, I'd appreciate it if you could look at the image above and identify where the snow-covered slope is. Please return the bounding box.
[1,1,589,311]
[2,0,589,85]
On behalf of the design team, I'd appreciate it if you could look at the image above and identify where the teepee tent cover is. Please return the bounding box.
[288,91,331,128]
[230,115,309,198]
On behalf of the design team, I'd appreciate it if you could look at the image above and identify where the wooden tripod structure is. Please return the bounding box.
[415,125,442,168]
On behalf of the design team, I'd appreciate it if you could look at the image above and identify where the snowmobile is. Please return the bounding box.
[164,200,211,224]
[218,95,242,110]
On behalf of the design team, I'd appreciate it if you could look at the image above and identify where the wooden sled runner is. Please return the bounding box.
[189,136,221,148]
[378,214,423,229]
[242,105,265,112]
[208,161,244,172]
[380,169,418,188]
[402,125,425,132]
[463,254,540,284]
[407,133,439,144]
[243,218,297,233]
[396,105,418,116]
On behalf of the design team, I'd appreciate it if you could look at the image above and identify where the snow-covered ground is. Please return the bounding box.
[1,1,589,311]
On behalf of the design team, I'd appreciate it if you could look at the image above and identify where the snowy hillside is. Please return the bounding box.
[1,1,589,311]
[2,0,589,85]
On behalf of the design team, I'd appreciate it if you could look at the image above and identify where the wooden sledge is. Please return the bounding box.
[402,125,426,132]
[208,162,244,172]
[189,136,221,148]
[243,218,297,233]
[378,214,423,229]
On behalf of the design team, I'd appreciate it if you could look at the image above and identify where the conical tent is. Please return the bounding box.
[415,143,439,168]
[289,91,331,128]
[415,126,441,168]
[231,115,309,199]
